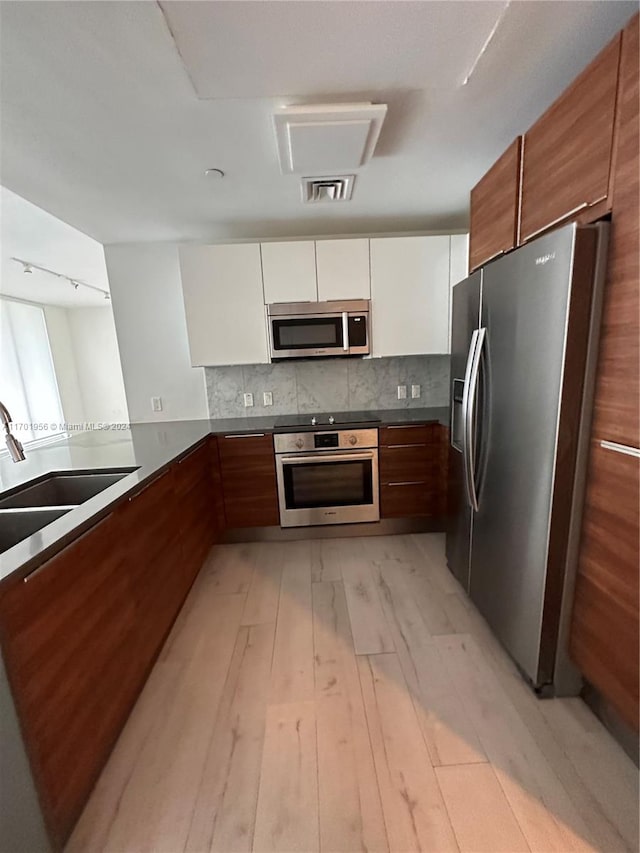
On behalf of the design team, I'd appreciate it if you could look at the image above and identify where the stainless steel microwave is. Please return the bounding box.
[267,300,370,360]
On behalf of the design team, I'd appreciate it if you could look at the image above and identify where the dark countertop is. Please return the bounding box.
[0,407,449,583]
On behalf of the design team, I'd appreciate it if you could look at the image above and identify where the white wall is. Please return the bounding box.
[67,307,129,423]
[45,304,129,424]
[104,243,208,423]
[44,305,86,424]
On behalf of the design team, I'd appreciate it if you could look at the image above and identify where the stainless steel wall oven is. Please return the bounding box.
[274,428,379,527]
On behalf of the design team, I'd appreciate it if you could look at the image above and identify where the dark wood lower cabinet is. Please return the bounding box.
[0,437,219,848]
[0,514,141,848]
[218,433,280,527]
[379,423,448,519]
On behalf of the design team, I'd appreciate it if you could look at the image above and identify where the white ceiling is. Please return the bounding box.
[0,1,636,246]
[0,187,110,307]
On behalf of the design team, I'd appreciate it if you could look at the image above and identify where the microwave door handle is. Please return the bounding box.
[342,312,349,351]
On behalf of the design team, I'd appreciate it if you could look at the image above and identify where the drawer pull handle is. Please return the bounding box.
[386,481,426,487]
[386,424,428,430]
[600,440,640,458]
[386,443,428,449]
[522,197,606,243]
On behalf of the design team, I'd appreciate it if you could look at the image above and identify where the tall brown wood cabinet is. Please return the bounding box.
[569,13,639,732]
[469,138,521,271]
[519,32,621,242]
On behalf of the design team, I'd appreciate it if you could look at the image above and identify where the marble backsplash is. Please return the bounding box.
[205,355,450,419]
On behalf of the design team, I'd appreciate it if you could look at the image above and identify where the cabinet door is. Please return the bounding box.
[179,243,268,366]
[174,442,216,583]
[520,34,620,243]
[370,236,451,356]
[569,441,639,731]
[0,515,139,846]
[218,434,279,527]
[261,241,317,303]
[118,469,185,670]
[469,139,521,271]
[591,14,639,449]
[315,238,370,300]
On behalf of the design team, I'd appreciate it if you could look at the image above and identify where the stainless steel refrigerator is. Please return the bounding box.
[446,221,609,694]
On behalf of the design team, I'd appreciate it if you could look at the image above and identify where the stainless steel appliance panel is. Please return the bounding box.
[267,300,370,360]
[275,428,379,527]
[446,271,482,591]
[469,224,598,686]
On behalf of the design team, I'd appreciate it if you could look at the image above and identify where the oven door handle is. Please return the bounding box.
[279,451,375,464]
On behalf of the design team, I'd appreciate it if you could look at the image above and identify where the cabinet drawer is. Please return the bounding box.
[380,482,437,519]
[520,33,620,242]
[569,440,639,730]
[379,445,438,484]
[469,137,521,271]
[379,424,438,446]
[174,441,210,496]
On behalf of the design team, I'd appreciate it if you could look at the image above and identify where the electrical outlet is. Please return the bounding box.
[263,391,273,407]
[243,392,254,408]
[411,384,421,399]
[397,385,407,400]
[151,396,163,412]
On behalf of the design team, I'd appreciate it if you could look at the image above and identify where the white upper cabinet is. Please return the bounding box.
[315,238,370,301]
[370,235,452,357]
[448,233,470,350]
[179,243,268,366]
[261,241,317,303]
[449,234,469,288]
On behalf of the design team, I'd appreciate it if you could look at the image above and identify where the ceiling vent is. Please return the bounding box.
[274,103,387,175]
[301,175,355,204]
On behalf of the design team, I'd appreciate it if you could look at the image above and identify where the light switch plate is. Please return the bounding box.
[243,392,254,408]
[263,391,273,407]
[151,396,163,412]
[397,385,407,400]
[411,384,421,399]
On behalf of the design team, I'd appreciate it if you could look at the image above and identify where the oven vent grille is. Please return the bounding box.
[301,175,355,203]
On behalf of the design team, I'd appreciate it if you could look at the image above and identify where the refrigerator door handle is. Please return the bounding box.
[461,329,480,510]
[463,327,486,512]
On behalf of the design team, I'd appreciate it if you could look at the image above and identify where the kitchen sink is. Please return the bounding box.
[0,508,72,553]
[0,468,137,510]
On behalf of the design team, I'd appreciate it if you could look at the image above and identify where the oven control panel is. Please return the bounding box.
[274,428,378,454]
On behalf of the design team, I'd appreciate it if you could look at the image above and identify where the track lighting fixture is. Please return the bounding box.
[10,257,110,300]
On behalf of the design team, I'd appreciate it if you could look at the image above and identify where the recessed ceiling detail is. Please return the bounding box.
[301,176,355,204]
[274,104,387,175]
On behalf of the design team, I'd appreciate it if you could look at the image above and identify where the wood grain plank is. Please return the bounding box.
[364,535,456,635]
[340,543,395,655]
[241,543,283,625]
[373,558,486,766]
[269,541,314,703]
[436,763,530,853]
[520,33,620,240]
[185,622,276,853]
[98,593,245,853]
[252,701,319,853]
[436,634,601,853]
[200,542,256,596]
[469,138,521,270]
[592,13,639,446]
[310,538,349,584]
[539,697,639,852]
[357,653,459,853]
[313,581,389,853]
[570,442,639,730]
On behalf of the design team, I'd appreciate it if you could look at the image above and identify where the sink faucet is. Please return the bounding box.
[0,401,25,462]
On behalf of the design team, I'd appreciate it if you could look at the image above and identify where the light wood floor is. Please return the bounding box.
[67,534,639,853]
